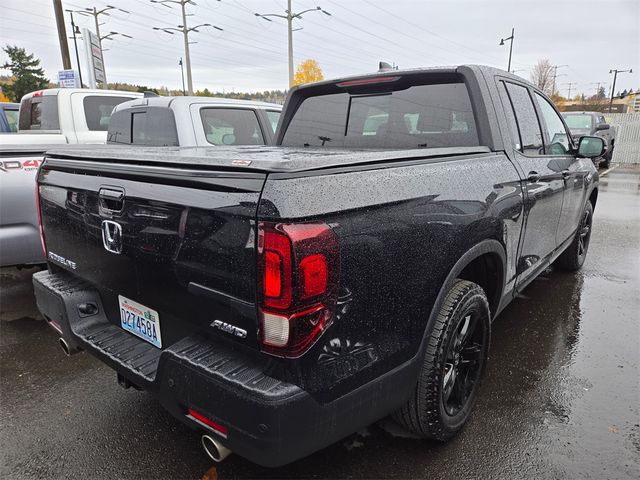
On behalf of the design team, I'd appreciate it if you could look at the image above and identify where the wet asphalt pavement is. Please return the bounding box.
[1,167,639,479]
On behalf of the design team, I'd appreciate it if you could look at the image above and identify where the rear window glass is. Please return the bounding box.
[200,108,264,145]
[107,107,179,146]
[563,114,593,130]
[18,95,60,130]
[83,96,132,131]
[281,82,479,149]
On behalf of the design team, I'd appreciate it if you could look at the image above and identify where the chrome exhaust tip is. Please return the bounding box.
[201,434,232,462]
[58,337,80,356]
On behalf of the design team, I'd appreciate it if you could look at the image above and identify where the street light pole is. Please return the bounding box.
[499,28,514,73]
[608,68,633,113]
[66,10,84,87]
[255,1,331,87]
[152,0,223,95]
[74,5,131,87]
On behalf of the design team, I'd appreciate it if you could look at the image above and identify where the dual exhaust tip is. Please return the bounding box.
[201,435,232,462]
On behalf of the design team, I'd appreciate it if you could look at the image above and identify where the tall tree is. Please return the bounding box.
[293,59,324,86]
[2,45,49,102]
[529,58,554,96]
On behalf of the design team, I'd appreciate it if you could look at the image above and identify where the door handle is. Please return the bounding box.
[527,171,540,182]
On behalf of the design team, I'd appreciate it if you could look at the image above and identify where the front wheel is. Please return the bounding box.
[393,279,491,441]
[556,201,594,271]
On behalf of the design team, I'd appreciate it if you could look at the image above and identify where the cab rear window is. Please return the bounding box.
[107,107,179,146]
[83,96,133,131]
[19,95,60,131]
[281,80,479,149]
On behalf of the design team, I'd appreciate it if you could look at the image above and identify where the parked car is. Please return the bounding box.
[0,89,140,268]
[33,65,604,467]
[0,102,19,132]
[562,111,616,168]
[107,96,282,146]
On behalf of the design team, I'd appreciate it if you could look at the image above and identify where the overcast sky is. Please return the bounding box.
[2,0,639,95]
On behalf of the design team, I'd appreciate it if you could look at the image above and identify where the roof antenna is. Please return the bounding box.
[379,61,394,72]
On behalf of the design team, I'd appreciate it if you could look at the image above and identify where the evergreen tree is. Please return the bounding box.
[2,45,49,102]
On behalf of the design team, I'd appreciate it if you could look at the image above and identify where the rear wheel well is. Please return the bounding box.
[458,253,503,316]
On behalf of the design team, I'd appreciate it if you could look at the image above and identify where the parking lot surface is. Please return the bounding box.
[1,168,639,480]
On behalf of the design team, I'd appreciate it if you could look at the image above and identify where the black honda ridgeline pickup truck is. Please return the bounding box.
[33,66,605,467]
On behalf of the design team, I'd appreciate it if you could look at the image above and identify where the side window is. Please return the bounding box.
[497,81,522,150]
[534,92,570,155]
[266,110,281,134]
[505,83,544,156]
[200,108,264,145]
[83,96,133,131]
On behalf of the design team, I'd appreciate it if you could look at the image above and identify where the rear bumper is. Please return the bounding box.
[33,270,414,467]
[0,224,45,267]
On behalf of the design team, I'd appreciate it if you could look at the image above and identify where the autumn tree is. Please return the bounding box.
[293,59,324,86]
[1,45,49,102]
[530,58,555,96]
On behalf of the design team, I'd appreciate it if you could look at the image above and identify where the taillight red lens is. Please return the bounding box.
[299,254,328,299]
[258,222,339,358]
[35,183,46,256]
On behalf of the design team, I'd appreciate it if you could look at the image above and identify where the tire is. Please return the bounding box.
[556,201,594,271]
[601,141,614,169]
[393,279,491,441]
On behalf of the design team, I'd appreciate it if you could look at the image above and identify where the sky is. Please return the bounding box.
[1,0,639,96]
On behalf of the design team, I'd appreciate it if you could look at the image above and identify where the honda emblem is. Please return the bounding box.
[101,220,123,254]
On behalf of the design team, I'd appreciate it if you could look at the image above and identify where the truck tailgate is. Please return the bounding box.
[37,156,266,351]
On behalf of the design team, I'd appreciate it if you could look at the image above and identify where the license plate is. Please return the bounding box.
[118,295,162,348]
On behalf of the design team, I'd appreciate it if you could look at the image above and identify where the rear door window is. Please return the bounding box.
[504,83,544,156]
[281,81,479,149]
[200,108,264,145]
[83,96,133,131]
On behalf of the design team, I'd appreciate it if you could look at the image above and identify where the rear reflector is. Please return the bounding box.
[188,408,228,438]
[336,76,400,87]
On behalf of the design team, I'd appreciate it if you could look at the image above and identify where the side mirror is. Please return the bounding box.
[577,136,605,158]
[595,123,610,131]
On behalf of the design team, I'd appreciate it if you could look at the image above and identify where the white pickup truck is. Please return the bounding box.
[0,88,141,267]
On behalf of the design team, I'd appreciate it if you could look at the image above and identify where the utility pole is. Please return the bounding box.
[552,64,568,96]
[255,1,331,88]
[608,68,633,113]
[499,28,515,73]
[152,0,223,95]
[65,10,83,87]
[73,5,131,87]
[53,0,72,69]
[564,82,576,99]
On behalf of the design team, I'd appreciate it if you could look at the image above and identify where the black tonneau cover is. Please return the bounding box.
[45,145,492,173]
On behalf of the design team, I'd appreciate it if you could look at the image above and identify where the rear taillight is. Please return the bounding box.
[258,222,339,358]
[35,183,46,256]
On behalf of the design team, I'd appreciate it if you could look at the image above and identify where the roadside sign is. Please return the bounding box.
[82,28,106,87]
[58,69,80,88]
